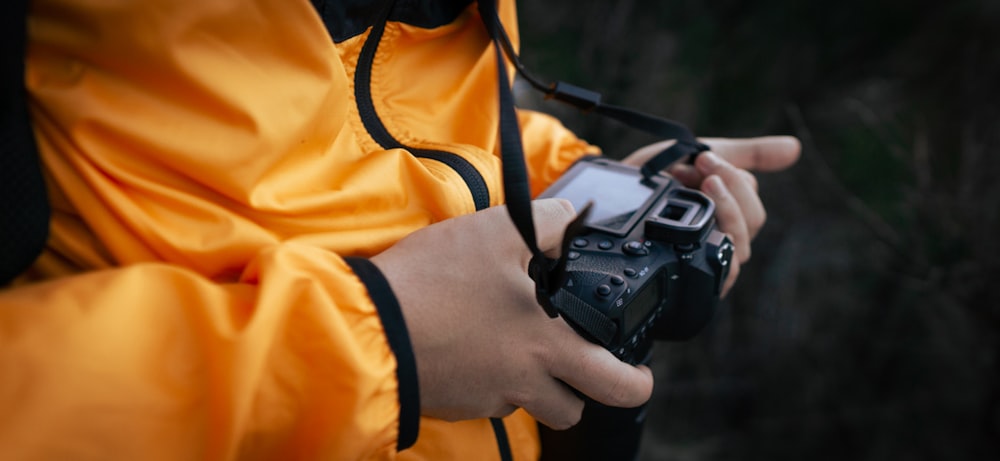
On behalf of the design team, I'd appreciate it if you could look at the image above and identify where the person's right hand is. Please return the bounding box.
[371,199,654,430]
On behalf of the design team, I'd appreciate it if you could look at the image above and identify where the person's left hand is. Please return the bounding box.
[623,136,800,296]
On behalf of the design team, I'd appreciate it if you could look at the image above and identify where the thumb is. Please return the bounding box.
[531,198,577,255]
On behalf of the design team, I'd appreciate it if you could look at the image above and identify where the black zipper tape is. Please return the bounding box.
[354,2,491,211]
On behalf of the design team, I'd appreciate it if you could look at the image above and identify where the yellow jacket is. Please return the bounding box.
[2,0,597,459]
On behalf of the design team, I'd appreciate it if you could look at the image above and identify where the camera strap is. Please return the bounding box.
[1,0,51,286]
[477,0,706,336]
[478,0,589,322]
[477,1,711,179]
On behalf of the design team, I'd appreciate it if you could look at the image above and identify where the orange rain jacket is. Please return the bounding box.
[1,0,599,459]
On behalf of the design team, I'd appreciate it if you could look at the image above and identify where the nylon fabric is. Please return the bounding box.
[9,0,598,458]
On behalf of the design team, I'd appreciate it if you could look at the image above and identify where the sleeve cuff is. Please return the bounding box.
[344,257,420,451]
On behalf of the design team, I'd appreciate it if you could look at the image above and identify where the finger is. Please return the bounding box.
[550,342,654,408]
[721,257,741,298]
[700,136,801,172]
[696,153,766,239]
[506,377,584,430]
[739,168,758,193]
[668,160,756,193]
[702,175,752,263]
[665,163,702,188]
[532,198,577,254]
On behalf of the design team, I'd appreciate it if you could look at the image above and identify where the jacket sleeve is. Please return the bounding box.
[0,244,418,460]
[517,109,602,197]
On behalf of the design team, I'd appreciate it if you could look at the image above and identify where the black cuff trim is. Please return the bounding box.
[344,257,420,451]
[490,418,514,461]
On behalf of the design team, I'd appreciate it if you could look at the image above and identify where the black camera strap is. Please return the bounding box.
[477,1,710,179]
[477,0,705,339]
[478,0,588,322]
[1,0,51,286]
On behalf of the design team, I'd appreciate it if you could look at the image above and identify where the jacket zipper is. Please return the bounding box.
[354,4,492,212]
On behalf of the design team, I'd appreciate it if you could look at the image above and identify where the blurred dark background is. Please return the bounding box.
[515,0,1000,459]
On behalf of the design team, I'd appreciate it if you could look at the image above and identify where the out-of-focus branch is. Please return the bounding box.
[785,103,928,272]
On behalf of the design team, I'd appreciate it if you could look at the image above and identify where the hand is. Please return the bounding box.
[623,136,801,295]
[371,199,654,429]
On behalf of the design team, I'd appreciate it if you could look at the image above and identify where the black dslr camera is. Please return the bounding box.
[536,156,734,364]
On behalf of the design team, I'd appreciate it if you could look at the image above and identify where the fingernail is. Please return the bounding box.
[697,152,720,174]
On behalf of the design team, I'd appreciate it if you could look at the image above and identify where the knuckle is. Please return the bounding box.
[599,373,631,407]
[563,404,584,429]
[491,403,518,420]
[543,198,576,217]
[550,401,584,431]
[749,209,767,237]
[743,170,759,192]
[505,388,535,411]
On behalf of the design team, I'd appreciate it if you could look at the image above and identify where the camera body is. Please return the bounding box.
[537,156,734,364]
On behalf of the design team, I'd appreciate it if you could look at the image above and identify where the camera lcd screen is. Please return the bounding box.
[624,270,665,334]
[551,167,656,233]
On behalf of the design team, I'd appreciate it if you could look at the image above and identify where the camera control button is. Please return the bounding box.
[717,242,735,267]
[567,251,581,260]
[598,240,614,250]
[624,268,638,278]
[623,241,648,256]
[573,238,589,248]
[674,243,696,253]
[596,285,612,297]
[610,275,625,285]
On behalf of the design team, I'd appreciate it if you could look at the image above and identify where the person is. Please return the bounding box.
[0,0,799,459]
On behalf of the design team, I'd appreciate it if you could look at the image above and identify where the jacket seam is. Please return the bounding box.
[344,257,420,451]
[354,11,492,211]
